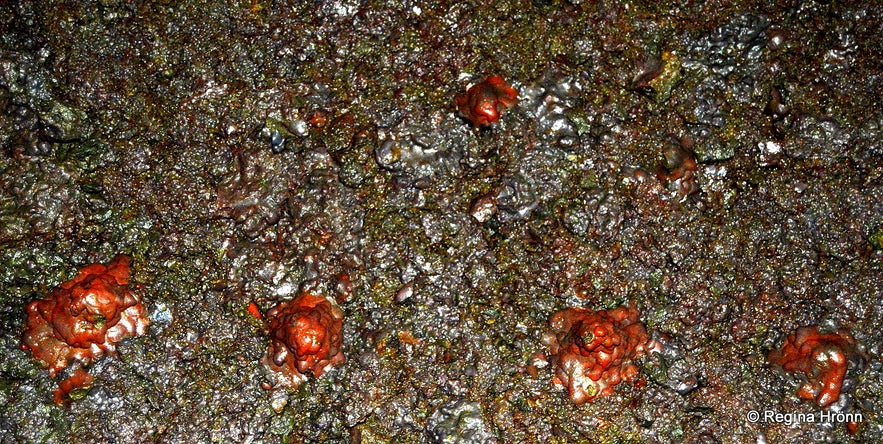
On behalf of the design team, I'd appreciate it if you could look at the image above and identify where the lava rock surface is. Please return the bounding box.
[1,1,881,443]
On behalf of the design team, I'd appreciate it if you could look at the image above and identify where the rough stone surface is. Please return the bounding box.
[1,1,881,443]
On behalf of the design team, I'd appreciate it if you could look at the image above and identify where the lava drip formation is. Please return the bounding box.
[21,254,149,405]
[454,76,519,128]
[262,291,346,388]
[768,326,857,407]
[543,305,660,404]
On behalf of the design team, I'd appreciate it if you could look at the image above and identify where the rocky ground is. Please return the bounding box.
[1,1,881,443]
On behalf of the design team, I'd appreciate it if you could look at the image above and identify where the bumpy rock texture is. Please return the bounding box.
[1,1,882,442]
[262,292,345,388]
[21,255,148,377]
[768,326,858,407]
[543,305,660,404]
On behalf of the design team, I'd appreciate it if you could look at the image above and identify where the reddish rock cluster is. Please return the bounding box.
[53,369,94,406]
[657,141,698,196]
[262,291,345,388]
[768,326,856,407]
[21,255,149,404]
[454,76,519,127]
[542,305,660,404]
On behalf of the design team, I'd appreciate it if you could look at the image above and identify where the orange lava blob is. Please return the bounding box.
[454,76,519,127]
[768,326,855,407]
[262,291,345,388]
[21,255,149,381]
[53,368,94,406]
[247,301,263,322]
[542,305,660,404]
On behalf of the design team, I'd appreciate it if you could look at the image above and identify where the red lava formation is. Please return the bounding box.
[21,254,149,404]
[53,369,94,406]
[454,76,519,127]
[262,291,345,388]
[768,326,856,407]
[657,139,698,196]
[542,305,660,404]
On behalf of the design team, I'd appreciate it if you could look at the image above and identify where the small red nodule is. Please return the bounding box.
[454,76,519,128]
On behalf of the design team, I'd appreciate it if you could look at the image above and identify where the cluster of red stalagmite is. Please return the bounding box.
[454,76,519,127]
[21,255,149,404]
[768,326,856,407]
[543,305,660,404]
[262,291,345,388]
